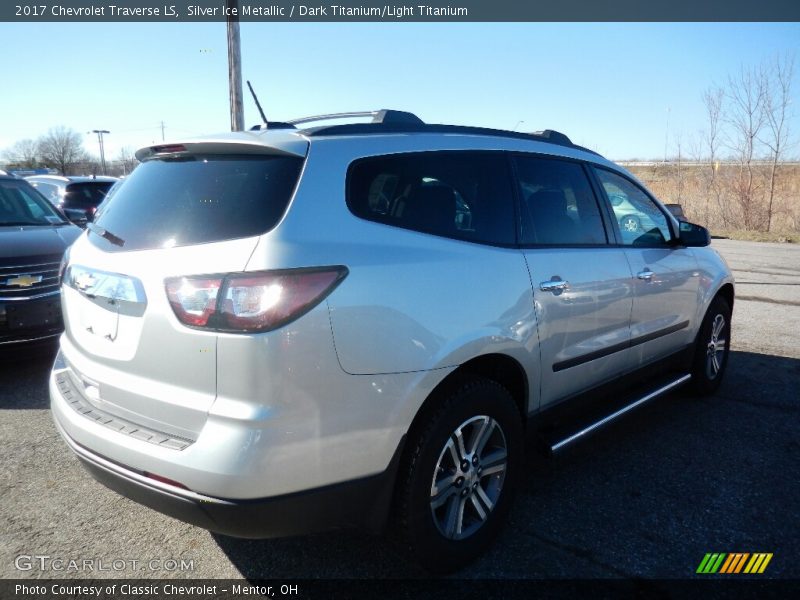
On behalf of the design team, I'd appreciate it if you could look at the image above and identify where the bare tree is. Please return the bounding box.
[2,138,40,169]
[116,146,138,176]
[761,53,795,232]
[725,64,768,230]
[701,86,725,228]
[727,65,767,229]
[37,126,89,175]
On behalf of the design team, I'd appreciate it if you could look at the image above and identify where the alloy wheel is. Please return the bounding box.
[706,313,728,380]
[429,415,508,540]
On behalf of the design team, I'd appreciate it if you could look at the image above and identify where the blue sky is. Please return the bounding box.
[3,22,799,160]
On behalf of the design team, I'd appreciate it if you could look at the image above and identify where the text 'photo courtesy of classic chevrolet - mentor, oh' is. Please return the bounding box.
[49,110,734,573]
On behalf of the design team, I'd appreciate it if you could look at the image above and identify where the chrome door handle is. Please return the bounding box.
[637,269,654,281]
[539,278,569,293]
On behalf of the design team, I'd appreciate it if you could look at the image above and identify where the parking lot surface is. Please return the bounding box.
[1,239,798,580]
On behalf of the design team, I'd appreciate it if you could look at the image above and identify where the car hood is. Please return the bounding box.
[0,225,82,261]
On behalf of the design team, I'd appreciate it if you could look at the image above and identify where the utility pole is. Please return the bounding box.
[91,130,110,175]
[226,0,244,131]
[160,121,166,141]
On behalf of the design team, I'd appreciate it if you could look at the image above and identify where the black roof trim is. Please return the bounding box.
[249,122,297,131]
[303,123,601,156]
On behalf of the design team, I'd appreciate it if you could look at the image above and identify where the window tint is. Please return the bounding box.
[91,155,303,252]
[64,182,115,209]
[594,168,672,246]
[513,156,607,245]
[0,180,64,224]
[19,187,48,219]
[348,152,515,245]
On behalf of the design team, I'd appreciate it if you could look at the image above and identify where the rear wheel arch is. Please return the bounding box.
[405,354,529,443]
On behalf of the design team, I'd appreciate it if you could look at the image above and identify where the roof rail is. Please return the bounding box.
[532,129,573,145]
[303,122,598,154]
[247,109,599,156]
[288,109,424,127]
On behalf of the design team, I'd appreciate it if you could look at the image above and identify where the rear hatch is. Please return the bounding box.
[59,137,306,440]
[63,182,114,214]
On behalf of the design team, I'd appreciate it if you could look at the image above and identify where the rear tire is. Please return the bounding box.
[395,377,523,574]
[689,295,732,396]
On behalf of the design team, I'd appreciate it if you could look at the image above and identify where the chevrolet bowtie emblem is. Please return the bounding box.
[6,274,42,288]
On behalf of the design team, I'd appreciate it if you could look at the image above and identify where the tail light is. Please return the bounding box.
[165,267,347,333]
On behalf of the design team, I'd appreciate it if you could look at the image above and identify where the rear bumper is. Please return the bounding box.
[54,416,405,538]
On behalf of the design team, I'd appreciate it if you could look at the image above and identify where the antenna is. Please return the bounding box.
[246,80,268,128]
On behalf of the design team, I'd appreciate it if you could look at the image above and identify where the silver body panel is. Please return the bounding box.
[51,127,734,503]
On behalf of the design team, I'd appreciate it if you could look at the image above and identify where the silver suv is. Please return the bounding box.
[50,110,734,572]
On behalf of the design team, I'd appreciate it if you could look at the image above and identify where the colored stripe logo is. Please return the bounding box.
[697,553,773,574]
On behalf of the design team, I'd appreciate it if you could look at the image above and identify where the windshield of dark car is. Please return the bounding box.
[0,179,67,225]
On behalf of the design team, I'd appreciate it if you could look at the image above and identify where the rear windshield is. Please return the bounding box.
[64,182,115,209]
[90,155,304,252]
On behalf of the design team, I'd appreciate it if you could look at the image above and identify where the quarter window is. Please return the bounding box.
[347,152,515,245]
[594,168,672,246]
[513,156,607,246]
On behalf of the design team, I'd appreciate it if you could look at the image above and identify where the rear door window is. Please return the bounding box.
[90,155,304,252]
[513,155,608,246]
[347,151,515,245]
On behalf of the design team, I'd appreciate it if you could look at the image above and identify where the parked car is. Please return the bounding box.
[50,111,734,572]
[0,171,81,347]
[26,175,118,223]
[665,203,687,221]
[606,189,663,236]
[91,177,125,220]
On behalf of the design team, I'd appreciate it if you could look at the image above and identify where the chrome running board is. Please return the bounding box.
[550,373,692,453]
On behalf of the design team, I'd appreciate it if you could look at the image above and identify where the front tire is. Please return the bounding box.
[395,377,523,574]
[690,295,732,395]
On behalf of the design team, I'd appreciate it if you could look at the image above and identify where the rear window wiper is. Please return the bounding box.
[87,222,125,247]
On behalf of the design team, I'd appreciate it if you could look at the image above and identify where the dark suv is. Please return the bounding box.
[0,171,81,347]
[26,175,118,222]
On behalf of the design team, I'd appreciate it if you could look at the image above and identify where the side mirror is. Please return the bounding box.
[677,221,710,247]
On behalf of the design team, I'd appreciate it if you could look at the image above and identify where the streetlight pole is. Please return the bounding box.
[91,129,110,175]
[226,0,244,131]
